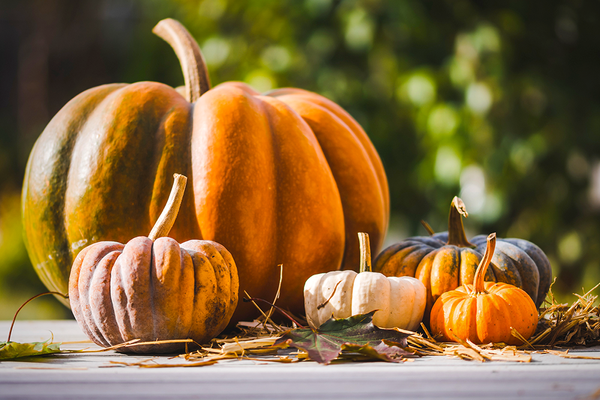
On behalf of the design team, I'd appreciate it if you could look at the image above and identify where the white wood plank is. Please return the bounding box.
[1,320,599,400]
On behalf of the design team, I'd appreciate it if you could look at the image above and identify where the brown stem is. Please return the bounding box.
[420,220,436,236]
[152,18,211,102]
[472,233,496,293]
[148,174,187,241]
[242,297,305,328]
[317,280,343,310]
[446,196,475,247]
[358,232,372,273]
[7,291,68,342]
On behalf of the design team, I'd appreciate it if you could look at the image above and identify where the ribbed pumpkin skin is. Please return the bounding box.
[69,237,238,353]
[23,81,388,322]
[429,281,538,345]
[304,270,426,331]
[374,233,551,313]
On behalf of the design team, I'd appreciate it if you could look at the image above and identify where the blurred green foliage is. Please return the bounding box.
[1,0,599,319]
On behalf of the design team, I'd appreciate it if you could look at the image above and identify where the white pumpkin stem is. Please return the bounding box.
[358,232,372,273]
[153,18,211,102]
[472,233,496,294]
[148,174,187,241]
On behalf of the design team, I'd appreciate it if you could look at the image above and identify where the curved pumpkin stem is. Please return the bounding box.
[472,233,496,294]
[153,18,211,102]
[446,196,475,248]
[148,174,187,240]
[420,220,436,236]
[358,232,372,273]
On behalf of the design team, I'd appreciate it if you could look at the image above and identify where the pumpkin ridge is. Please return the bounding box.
[148,100,196,241]
[267,88,390,224]
[494,284,537,342]
[196,242,232,339]
[76,244,116,347]
[64,83,190,261]
[476,292,501,343]
[89,249,122,347]
[503,239,552,306]
[190,86,281,321]
[271,96,385,273]
[258,95,346,315]
[23,84,126,299]
[430,246,460,305]
[495,242,539,307]
[183,245,218,343]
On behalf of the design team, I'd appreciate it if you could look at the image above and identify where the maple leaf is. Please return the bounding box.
[275,311,414,364]
[0,341,62,361]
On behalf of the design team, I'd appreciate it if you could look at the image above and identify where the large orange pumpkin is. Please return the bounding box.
[22,19,389,322]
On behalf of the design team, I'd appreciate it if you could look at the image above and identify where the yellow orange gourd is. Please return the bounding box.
[429,233,538,345]
[304,233,426,331]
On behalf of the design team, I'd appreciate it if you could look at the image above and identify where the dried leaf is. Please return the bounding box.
[342,340,416,363]
[274,311,411,364]
[0,341,62,360]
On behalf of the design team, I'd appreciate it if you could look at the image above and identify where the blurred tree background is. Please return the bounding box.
[0,0,599,319]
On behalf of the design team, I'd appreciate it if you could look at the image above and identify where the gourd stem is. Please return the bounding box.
[148,174,187,241]
[152,18,211,102]
[358,232,372,273]
[421,220,435,236]
[7,291,68,343]
[446,196,475,248]
[472,233,496,293]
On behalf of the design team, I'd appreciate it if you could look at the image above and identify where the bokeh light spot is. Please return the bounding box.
[261,46,292,72]
[427,104,459,138]
[434,146,462,185]
[344,9,374,52]
[460,165,486,214]
[399,73,436,107]
[201,37,230,68]
[198,0,227,20]
[244,70,275,93]
[466,82,493,114]
[558,231,582,264]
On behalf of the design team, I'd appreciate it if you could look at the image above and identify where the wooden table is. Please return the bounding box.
[1,320,600,400]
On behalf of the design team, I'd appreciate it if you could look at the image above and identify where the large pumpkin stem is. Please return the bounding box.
[472,233,496,294]
[358,232,372,273]
[153,18,211,102]
[446,196,475,248]
[148,174,187,240]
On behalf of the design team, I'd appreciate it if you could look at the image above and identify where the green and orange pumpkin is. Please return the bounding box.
[22,19,389,322]
[374,197,551,317]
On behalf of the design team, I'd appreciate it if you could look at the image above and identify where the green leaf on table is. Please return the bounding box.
[274,311,414,364]
[0,340,62,360]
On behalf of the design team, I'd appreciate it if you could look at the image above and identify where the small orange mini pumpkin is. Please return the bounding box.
[429,233,538,345]
[69,174,239,353]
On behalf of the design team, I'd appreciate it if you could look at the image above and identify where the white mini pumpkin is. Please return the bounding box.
[304,233,426,330]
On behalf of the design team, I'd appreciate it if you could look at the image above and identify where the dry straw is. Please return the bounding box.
[101,279,600,367]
